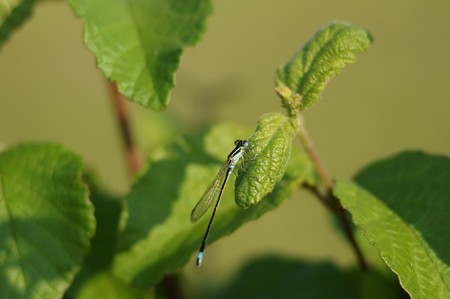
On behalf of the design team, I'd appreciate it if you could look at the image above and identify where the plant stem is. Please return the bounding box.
[108,82,141,175]
[161,274,185,299]
[108,83,184,298]
[296,114,333,190]
[296,113,368,271]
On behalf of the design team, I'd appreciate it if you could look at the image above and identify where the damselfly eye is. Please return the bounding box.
[234,140,242,145]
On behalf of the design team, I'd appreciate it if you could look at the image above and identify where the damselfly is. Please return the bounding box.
[191,139,249,266]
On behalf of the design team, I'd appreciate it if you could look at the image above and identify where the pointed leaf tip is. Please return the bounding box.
[69,0,212,111]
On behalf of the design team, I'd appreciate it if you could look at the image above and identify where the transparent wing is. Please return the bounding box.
[190,161,230,223]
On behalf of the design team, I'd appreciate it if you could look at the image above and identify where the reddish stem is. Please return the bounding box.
[107,82,184,298]
[108,82,141,174]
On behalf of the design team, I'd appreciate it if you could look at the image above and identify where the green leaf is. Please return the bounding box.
[76,271,148,299]
[0,143,95,299]
[81,182,122,273]
[68,0,212,111]
[66,175,123,298]
[353,228,396,279]
[112,122,312,288]
[351,230,403,298]
[0,0,36,47]
[358,269,402,299]
[211,255,359,299]
[334,151,450,299]
[275,23,373,111]
[210,255,400,299]
[235,112,298,208]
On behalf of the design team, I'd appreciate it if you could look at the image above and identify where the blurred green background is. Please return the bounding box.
[1,0,449,287]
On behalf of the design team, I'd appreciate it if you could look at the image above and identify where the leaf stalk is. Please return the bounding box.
[108,82,142,175]
[107,83,184,298]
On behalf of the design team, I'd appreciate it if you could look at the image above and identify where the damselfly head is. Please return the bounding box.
[234,139,248,147]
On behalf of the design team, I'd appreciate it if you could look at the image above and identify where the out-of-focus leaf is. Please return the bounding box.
[66,175,123,298]
[111,123,311,287]
[76,271,148,299]
[334,151,450,299]
[0,143,95,299]
[359,269,401,299]
[211,255,358,299]
[68,0,212,111]
[0,0,36,47]
[209,255,401,299]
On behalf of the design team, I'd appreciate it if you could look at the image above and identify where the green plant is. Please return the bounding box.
[1,1,449,299]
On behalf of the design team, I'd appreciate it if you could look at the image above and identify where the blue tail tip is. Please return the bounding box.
[196,252,204,267]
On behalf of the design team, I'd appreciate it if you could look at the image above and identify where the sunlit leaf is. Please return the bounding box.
[334,151,450,299]
[68,0,212,110]
[0,143,95,299]
[275,23,372,111]
[76,271,148,299]
[235,113,298,208]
